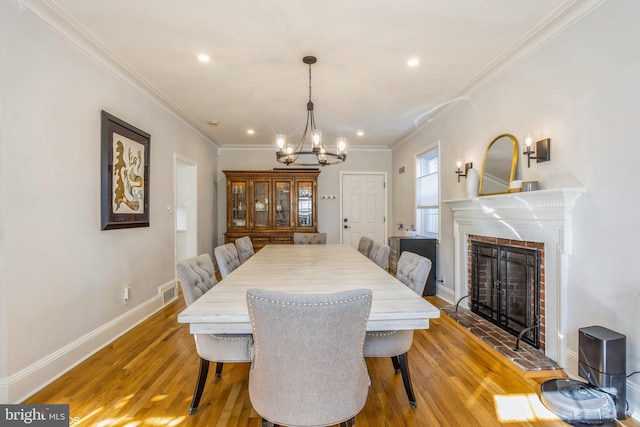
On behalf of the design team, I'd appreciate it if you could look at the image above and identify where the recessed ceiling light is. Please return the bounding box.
[198,54,210,63]
[357,131,364,137]
[247,129,255,135]
[407,58,420,67]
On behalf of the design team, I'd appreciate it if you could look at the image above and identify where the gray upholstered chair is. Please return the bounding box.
[293,232,327,244]
[363,251,432,408]
[369,242,391,270]
[246,288,372,427]
[357,236,374,257]
[176,254,253,415]
[214,242,241,278]
[234,236,255,264]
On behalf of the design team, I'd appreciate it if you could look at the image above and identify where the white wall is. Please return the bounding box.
[392,0,640,416]
[0,1,217,402]
[217,147,391,245]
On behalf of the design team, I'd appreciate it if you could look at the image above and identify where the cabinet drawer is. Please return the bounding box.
[271,235,293,244]
[252,236,271,244]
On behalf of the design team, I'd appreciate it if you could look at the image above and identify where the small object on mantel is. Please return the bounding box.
[508,180,523,193]
[465,168,479,197]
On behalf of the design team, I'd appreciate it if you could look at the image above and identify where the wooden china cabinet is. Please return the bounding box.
[223,170,320,249]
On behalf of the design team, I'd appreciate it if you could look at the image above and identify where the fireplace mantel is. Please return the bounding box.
[445,187,586,219]
[444,187,585,367]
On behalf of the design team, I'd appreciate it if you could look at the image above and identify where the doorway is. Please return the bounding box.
[341,172,387,247]
[175,155,197,262]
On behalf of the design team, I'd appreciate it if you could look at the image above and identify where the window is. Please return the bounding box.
[416,148,439,236]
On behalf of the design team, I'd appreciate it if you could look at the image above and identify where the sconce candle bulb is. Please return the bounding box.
[525,133,533,148]
[455,161,473,183]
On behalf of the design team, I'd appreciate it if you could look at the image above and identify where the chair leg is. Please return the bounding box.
[340,417,355,426]
[189,358,210,415]
[215,361,224,378]
[261,418,275,427]
[397,352,417,408]
[391,355,401,373]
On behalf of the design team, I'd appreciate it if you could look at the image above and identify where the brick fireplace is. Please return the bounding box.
[468,235,545,349]
[445,188,585,368]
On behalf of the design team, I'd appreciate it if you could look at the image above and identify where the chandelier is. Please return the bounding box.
[275,56,347,167]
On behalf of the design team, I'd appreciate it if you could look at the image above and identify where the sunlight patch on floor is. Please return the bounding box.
[144,416,186,426]
[92,418,136,427]
[73,406,104,425]
[114,394,135,409]
[494,393,560,423]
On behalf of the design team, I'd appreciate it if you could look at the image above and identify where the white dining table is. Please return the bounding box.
[178,244,440,334]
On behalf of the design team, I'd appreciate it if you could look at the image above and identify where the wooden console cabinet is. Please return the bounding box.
[223,170,320,249]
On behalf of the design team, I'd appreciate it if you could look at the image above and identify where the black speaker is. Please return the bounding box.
[578,325,626,420]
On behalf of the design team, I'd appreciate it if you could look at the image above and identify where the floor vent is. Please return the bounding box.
[159,282,178,305]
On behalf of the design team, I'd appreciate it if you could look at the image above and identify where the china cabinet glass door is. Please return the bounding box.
[297,181,314,228]
[275,180,292,228]
[253,180,270,229]
[231,181,247,228]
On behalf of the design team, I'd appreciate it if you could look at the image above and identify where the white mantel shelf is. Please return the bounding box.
[444,187,586,214]
[443,187,586,368]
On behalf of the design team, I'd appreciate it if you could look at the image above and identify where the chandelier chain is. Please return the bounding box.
[308,63,312,102]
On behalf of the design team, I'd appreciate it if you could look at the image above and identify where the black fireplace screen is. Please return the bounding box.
[471,241,541,348]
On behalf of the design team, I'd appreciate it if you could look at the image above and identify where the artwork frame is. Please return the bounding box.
[101,111,151,230]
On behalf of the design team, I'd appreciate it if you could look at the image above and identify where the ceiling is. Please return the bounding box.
[29,0,581,149]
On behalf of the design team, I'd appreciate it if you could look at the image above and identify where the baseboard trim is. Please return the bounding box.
[436,285,454,304]
[7,293,165,403]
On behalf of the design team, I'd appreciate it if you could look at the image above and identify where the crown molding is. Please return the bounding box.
[19,0,219,148]
[391,0,608,150]
[218,144,391,152]
[452,0,607,98]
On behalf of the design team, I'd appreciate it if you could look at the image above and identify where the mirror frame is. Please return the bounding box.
[478,133,518,196]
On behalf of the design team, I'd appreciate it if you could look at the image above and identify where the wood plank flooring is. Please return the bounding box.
[24,295,639,426]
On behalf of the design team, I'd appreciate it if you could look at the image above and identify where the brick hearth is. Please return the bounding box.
[440,303,564,378]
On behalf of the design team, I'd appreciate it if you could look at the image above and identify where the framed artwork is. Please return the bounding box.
[101,111,150,230]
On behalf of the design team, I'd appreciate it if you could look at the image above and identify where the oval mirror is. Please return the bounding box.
[479,134,518,196]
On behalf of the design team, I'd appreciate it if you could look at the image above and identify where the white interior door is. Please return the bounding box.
[175,156,197,262]
[341,173,386,247]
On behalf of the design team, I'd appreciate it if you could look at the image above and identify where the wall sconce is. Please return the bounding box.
[455,160,473,182]
[523,134,551,168]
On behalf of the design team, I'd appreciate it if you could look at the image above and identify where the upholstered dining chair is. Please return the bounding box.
[176,254,253,415]
[357,236,374,257]
[293,232,327,244]
[234,236,255,264]
[246,288,372,427]
[363,251,432,408]
[369,242,391,270]
[214,242,241,278]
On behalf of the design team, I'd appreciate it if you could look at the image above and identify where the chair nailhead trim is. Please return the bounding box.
[247,294,372,306]
[366,331,398,337]
[210,335,252,341]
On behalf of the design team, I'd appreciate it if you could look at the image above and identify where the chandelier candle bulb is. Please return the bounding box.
[276,134,286,152]
[337,137,347,154]
[312,130,322,151]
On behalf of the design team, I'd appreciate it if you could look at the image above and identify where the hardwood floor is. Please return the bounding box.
[25,295,639,426]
